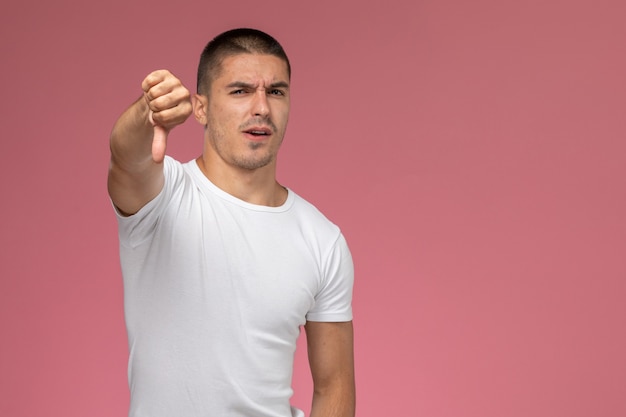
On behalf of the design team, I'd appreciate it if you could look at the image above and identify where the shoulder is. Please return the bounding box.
[289,191,341,236]
[287,191,349,265]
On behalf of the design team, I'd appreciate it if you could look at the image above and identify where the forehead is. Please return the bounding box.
[215,53,290,86]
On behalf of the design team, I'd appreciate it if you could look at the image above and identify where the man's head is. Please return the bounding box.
[197,28,291,95]
[192,29,291,174]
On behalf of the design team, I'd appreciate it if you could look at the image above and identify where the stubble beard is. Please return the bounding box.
[206,118,283,171]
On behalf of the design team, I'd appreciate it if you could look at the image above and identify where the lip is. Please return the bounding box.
[242,125,273,141]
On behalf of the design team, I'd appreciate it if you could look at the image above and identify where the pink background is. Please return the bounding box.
[1,1,625,416]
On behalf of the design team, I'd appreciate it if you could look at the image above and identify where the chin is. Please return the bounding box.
[233,154,275,171]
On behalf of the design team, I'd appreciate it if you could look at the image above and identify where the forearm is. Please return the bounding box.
[108,96,164,215]
[109,96,155,173]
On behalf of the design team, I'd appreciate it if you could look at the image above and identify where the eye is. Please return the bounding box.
[268,89,285,96]
[230,89,246,95]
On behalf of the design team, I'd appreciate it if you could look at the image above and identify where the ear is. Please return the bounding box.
[192,94,209,126]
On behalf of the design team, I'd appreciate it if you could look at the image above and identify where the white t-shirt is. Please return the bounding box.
[116,157,354,417]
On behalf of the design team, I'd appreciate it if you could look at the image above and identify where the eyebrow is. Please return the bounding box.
[225,81,290,90]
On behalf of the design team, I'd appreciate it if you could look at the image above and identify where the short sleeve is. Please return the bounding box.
[306,233,354,322]
[115,156,183,248]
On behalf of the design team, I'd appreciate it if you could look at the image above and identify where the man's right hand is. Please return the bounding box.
[141,70,193,163]
[108,70,192,216]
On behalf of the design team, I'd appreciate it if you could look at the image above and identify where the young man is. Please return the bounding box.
[108,28,355,417]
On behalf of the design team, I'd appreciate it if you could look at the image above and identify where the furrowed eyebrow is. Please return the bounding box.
[269,81,290,90]
[225,81,254,89]
[225,81,290,90]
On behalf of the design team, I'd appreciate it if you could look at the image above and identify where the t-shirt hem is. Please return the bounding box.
[305,312,353,322]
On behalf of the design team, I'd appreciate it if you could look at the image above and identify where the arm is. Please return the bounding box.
[305,321,356,417]
[107,70,192,215]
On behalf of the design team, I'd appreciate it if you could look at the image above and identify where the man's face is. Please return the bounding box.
[198,53,290,171]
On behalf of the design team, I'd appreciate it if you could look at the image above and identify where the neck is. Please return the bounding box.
[196,154,287,207]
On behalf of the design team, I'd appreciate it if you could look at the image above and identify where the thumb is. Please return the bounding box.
[152,125,168,163]
[148,110,168,163]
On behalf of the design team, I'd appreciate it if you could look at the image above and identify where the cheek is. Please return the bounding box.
[274,105,289,125]
[208,107,235,129]
[279,113,290,131]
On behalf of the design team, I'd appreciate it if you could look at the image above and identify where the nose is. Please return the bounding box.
[252,89,270,117]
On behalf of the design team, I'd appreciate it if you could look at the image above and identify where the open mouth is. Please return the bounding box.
[244,127,272,137]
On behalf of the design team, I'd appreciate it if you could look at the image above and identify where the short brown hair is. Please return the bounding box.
[197,28,291,95]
